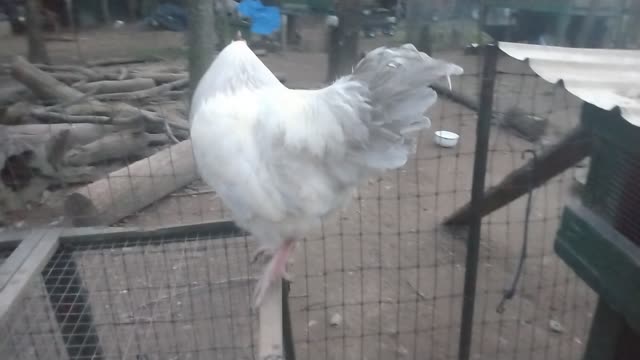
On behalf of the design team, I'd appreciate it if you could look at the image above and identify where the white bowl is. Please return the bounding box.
[434,130,460,148]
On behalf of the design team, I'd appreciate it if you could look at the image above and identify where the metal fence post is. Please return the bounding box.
[457,43,499,360]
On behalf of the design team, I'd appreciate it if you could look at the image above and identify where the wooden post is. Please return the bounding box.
[280,14,288,52]
[188,0,217,97]
[405,0,428,48]
[100,0,112,24]
[577,0,600,48]
[24,0,50,64]
[582,298,640,360]
[127,0,137,21]
[326,0,361,82]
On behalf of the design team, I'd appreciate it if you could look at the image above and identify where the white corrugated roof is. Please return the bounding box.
[498,42,640,126]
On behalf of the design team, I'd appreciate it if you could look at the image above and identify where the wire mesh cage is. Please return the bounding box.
[1,1,637,360]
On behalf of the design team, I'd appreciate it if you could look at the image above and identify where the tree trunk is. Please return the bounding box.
[405,0,430,52]
[25,0,50,64]
[326,0,361,82]
[100,0,112,24]
[188,0,217,98]
[127,0,137,21]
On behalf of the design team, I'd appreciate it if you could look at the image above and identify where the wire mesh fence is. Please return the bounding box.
[1,3,635,360]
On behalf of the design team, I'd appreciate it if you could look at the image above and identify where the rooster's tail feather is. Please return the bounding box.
[348,44,463,169]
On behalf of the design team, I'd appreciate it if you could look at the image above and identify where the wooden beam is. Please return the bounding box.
[0,228,61,322]
[445,125,591,226]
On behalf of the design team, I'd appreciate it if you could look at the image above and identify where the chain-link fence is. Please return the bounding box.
[1,1,637,359]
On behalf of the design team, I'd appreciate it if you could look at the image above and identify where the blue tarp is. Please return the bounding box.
[236,0,281,35]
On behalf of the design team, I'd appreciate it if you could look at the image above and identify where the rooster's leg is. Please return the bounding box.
[253,238,296,307]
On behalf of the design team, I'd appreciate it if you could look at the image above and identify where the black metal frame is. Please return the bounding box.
[456,43,499,360]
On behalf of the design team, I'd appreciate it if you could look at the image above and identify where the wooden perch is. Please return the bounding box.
[75,78,156,94]
[432,84,481,113]
[444,126,591,226]
[63,140,197,226]
[259,280,284,360]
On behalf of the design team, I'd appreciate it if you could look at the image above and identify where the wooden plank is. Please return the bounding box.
[445,125,590,226]
[259,280,284,359]
[0,228,61,323]
[555,201,640,334]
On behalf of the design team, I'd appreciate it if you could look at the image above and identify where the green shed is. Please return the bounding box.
[500,42,640,359]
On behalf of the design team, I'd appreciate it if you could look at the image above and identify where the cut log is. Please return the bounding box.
[75,78,157,94]
[53,166,112,185]
[45,128,72,170]
[35,64,101,79]
[117,68,128,81]
[63,131,170,166]
[1,123,117,183]
[44,35,76,42]
[30,110,111,124]
[87,56,160,67]
[48,72,87,84]
[58,103,188,138]
[64,140,198,226]
[444,126,591,226]
[94,78,189,101]
[502,107,549,142]
[11,57,188,137]
[4,124,116,147]
[132,72,188,84]
[11,56,91,103]
[0,85,29,109]
[3,102,33,125]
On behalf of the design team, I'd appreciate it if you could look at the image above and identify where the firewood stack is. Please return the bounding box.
[0,56,197,227]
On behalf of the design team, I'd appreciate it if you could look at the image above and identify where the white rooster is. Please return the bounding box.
[189,38,462,307]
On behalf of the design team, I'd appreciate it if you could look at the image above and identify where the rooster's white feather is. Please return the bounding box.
[190,40,463,306]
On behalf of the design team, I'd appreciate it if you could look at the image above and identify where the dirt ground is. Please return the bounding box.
[1,27,595,360]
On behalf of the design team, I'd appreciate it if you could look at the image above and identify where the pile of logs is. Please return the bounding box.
[0,56,198,227]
